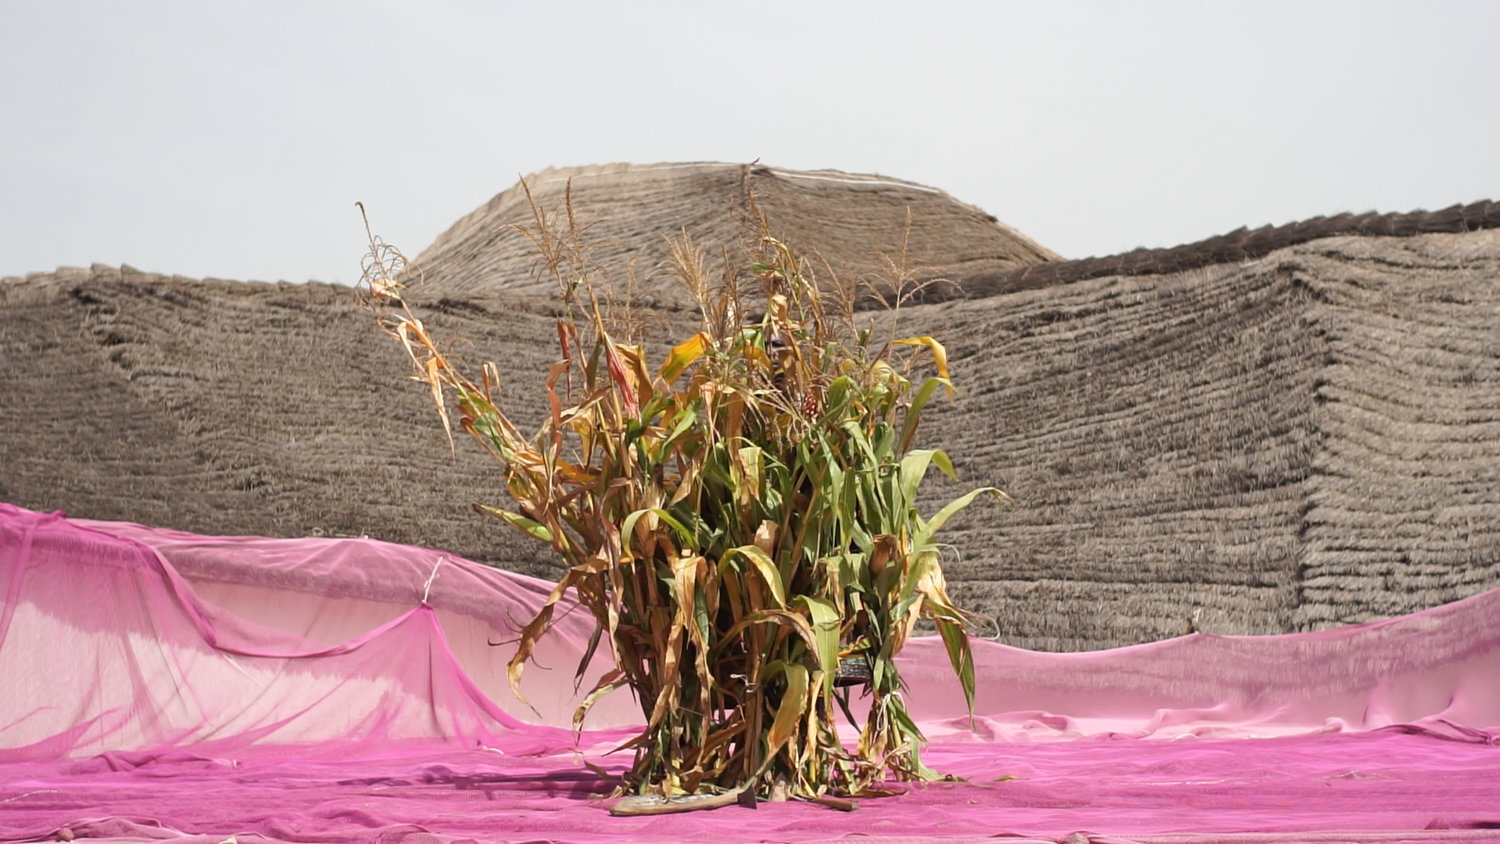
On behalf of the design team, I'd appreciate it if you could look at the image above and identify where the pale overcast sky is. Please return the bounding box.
[3,1,1497,285]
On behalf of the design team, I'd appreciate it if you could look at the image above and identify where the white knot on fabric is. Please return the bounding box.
[421,556,444,605]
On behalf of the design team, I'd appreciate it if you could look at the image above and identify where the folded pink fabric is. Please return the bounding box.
[3,503,1497,842]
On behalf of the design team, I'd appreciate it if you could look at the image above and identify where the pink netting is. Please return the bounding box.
[3,502,1498,842]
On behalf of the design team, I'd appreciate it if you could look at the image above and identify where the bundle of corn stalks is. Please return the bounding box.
[358,192,1006,810]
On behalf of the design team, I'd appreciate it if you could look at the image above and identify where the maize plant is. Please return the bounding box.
[360,202,1006,809]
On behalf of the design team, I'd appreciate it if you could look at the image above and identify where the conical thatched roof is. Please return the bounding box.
[414,162,1060,305]
[3,167,1497,651]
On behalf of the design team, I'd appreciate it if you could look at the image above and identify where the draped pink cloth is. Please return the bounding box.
[2,502,1498,842]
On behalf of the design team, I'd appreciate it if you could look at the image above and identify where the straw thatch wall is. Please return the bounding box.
[3,169,1497,651]
[0,267,565,578]
[903,228,1500,649]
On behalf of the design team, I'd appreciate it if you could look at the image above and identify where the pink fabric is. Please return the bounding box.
[3,502,1498,842]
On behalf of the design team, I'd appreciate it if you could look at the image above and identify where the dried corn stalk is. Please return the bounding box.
[360,197,1006,805]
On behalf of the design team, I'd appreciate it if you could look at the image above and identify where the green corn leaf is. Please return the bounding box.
[915,486,1008,547]
[474,503,554,543]
[886,699,939,780]
[853,473,876,537]
[836,553,866,591]
[896,449,937,515]
[930,448,956,481]
[661,405,699,452]
[824,375,854,415]
[621,507,697,550]
[824,450,845,510]
[871,421,896,462]
[871,624,902,694]
[796,595,841,696]
[936,617,976,722]
[694,588,713,654]
[841,421,877,467]
[897,376,950,454]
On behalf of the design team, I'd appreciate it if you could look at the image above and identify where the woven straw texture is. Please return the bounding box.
[3,165,1496,651]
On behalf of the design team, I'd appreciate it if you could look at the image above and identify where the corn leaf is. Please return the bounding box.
[796,595,841,696]
[660,331,710,383]
[506,570,579,707]
[723,544,786,607]
[767,662,809,756]
[573,668,629,731]
[621,507,696,550]
[894,336,953,397]
[719,609,819,655]
[898,377,951,453]
[362,212,1003,801]
[474,503,554,543]
[915,486,1008,548]
[936,618,976,721]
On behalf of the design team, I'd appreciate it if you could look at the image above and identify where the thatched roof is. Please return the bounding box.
[413,162,1060,305]
[3,166,1497,651]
